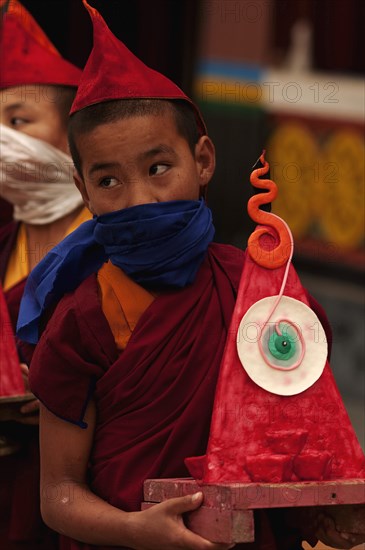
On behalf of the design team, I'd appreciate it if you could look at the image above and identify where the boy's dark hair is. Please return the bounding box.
[68,99,201,177]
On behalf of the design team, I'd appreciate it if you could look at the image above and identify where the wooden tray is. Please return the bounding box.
[143,477,365,543]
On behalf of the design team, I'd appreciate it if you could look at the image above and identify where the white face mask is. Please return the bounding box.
[0,124,84,225]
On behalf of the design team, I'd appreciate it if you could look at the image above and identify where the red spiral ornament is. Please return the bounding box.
[247,151,292,269]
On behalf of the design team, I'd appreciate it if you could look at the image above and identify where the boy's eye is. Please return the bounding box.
[10,117,28,127]
[99,177,119,189]
[149,164,169,176]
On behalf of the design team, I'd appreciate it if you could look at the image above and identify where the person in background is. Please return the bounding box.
[0,1,90,548]
[19,1,364,549]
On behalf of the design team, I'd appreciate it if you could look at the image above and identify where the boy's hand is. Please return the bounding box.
[130,492,235,550]
[18,363,39,425]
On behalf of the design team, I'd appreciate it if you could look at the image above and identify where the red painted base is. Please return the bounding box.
[142,477,365,543]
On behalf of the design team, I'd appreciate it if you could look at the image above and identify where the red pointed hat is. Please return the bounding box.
[70,0,206,135]
[0,0,82,89]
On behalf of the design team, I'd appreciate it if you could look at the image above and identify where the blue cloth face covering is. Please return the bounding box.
[17,199,215,344]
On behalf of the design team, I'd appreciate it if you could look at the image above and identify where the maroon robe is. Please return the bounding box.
[0,197,14,227]
[0,222,58,550]
[28,243,319,550]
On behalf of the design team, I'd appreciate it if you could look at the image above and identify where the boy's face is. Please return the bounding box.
[74,110,215,216]
[0,85,69,153]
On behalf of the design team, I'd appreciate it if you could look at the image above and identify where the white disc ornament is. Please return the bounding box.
[236,295,328,396]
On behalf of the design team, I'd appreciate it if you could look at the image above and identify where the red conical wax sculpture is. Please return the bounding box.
[0,284,25,397]
[186,152,365,484]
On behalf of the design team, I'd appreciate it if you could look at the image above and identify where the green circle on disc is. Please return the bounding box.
[268,327,296,361]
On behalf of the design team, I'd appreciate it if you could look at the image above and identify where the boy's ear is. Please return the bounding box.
[194,136,216,197]
[73,169,95,215]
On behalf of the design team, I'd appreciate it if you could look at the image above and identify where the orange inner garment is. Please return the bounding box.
[97,261,156,351]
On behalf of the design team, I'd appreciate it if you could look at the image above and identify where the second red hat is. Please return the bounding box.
[0,0,82,89]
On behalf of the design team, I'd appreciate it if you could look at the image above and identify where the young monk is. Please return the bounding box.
[0,1,90,548]
[0,0,89,342]
[18,1,364,549]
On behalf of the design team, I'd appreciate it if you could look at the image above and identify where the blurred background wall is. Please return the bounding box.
[11,0,364,447]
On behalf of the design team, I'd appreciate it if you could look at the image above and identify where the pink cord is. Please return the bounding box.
[257,215,306,371]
